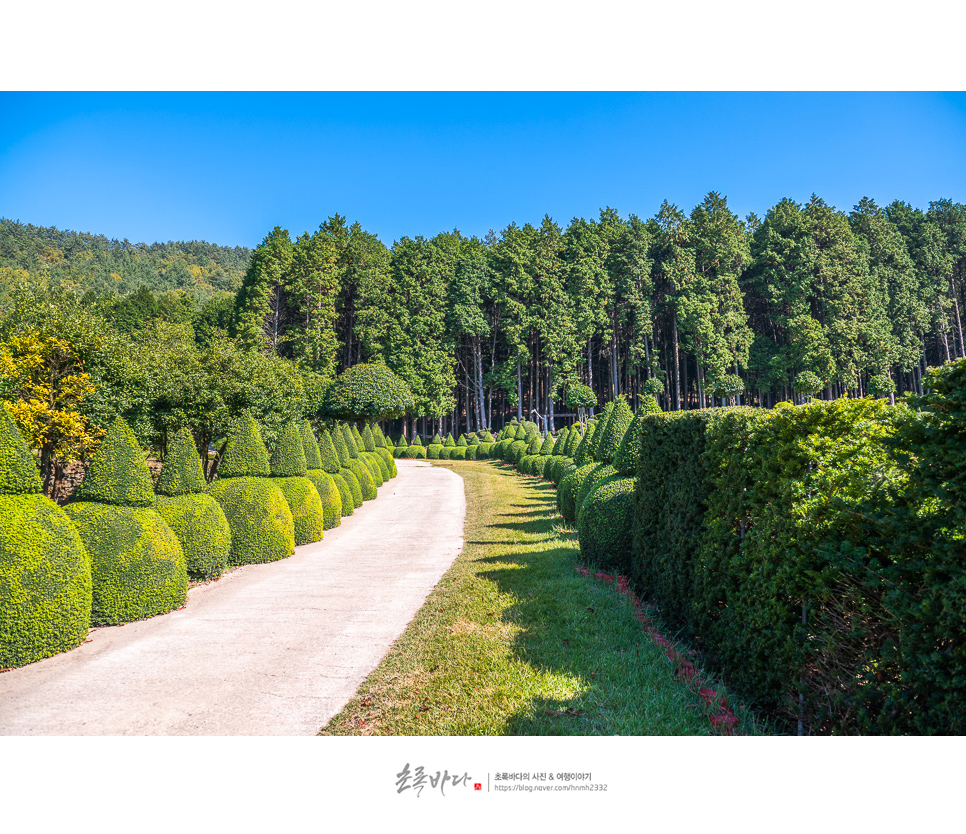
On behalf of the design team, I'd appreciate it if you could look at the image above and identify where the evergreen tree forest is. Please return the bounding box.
[3,192,966,495]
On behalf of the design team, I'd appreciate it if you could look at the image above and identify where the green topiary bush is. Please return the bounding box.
[206,414,295,565]
[217,413,271,478]
[360,451,385,487]
[269,422,324,545]
[155,427,231,579]
[318,428,353,516]
[456,434,468,447]
[577,475,636,573]
[596,396,633,464]
[464,444,478,460]
[552,457,577,486]
[563,423,582,457]
[360,425,377,452]
[1,404,91,667]
[427,444,443,459]
[207,477,296,565]
[576,463,617,516]
[375,445,397,478]
[331,426,364,508]
[431,432,443,446]
[449,447,467,460]
[558,462,598,526]
[66,416,187,625]
[301,421,342,529]
[572,419,597,466]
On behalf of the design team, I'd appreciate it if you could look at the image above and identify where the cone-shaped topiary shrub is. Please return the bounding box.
[207,413,295,566]
[539,433,555,455]
[508,439,528,465]
[588,402,614,461]
[340,424,376,498]
[542,455,559,480]
[342,424,361,459]
[596,396,633,464]
[514,425,528,441]
[467,434,479,446]
[456,434,468,447]
[318,428,353,517]
[1,404,92,667]
[573,419,598,466]
[431,432,443,446]
[66,416,187,624]
[331,426,364,508]
[375,444,397,478]
[373,425,388,448]
[301,421,342,529]
[361,425,376,453]
[269,422,325,546]
[563,423,582,457]
[155,427,231,580]
[551,428,570,456]
[393,433,409,458]
[577,475,636,573]
[443,433,455,447]
[360,450,385,487]
[557,462,598,526]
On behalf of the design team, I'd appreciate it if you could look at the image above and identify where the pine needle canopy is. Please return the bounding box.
[76,416,154,507]
[156,427,207,496]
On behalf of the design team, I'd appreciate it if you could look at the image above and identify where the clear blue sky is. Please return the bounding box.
[2,92,965,250]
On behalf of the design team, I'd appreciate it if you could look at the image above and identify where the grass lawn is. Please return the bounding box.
[320,459,764,736]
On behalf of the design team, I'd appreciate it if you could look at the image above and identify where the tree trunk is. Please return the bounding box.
[673,314,681,411]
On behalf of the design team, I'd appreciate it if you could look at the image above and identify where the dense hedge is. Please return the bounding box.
[558,462,596,525]
[0,404,44,495]
[629,388,966,735]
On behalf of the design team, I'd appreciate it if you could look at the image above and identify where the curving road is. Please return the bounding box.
[0,459,466,735]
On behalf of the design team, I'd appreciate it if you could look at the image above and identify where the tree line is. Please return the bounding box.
[3,193,966,494]
[232,195,966,437]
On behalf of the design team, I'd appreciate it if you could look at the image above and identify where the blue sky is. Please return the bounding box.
[2,92,965,250]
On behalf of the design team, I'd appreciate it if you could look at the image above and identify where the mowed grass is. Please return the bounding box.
[320,459,748,736]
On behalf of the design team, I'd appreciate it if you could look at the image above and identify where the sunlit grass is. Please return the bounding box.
[320,460,762,736]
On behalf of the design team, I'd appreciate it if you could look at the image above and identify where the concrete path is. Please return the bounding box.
[0,459,465,736]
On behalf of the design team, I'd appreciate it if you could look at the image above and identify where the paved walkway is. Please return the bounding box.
[0,460,466,736]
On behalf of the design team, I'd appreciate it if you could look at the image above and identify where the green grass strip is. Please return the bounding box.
[320,459,759,736]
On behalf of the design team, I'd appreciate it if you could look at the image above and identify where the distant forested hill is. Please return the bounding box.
[0,218,250,301]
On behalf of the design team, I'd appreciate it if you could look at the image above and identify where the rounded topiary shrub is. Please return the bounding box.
[558,462,598,525]
[155,427,231,580]
[464,444,478,460]
[207,413,295,565]
[0,405,91,667]
[66,503,187,626]
[207,478,296,566]
[576,463,617,515]
[576,476,636,574]
[65,416,187,625]
[542,455,559,480]
[552,458,577,486]
[449,446,466,460]
[427,444,443,459]
[393,434,409,458]
[348,457,377,500]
